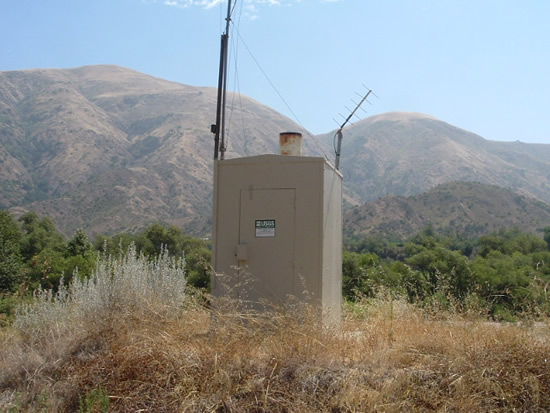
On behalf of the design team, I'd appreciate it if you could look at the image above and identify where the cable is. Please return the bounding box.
[226,0,248,153]
[230,22,330,160]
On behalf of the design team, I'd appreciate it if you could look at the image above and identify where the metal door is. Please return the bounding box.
[239,188,296,306]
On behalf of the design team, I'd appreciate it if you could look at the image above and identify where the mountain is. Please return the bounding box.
[344,181,550,240]
[1,65,550,238]
[324,112,550,207]
[0,65,325,236]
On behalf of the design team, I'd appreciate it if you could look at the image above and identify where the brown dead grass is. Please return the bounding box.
[1,295,550,412]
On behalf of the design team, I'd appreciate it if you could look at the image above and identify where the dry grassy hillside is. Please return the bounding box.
[345,181,550,240]
[1,65,323,237]
[324,112,550,207]
[3,66,550,238]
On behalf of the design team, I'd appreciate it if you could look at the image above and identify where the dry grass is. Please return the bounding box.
[1,251,550,412]
[2,296,550,412]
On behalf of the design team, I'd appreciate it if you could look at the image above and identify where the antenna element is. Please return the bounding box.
[334,89,372,170]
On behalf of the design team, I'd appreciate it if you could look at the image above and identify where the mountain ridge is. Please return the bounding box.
[1,65,549,237]
[1,65,322,236]
[328,112,550,206]
[344,181,550,241]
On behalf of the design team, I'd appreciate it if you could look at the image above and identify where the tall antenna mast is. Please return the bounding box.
[334,88,372,170]
[211,0,233,160]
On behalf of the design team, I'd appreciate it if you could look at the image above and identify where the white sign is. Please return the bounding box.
[255,219,275,237]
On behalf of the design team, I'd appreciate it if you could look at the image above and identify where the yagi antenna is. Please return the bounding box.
[334,88,373,170]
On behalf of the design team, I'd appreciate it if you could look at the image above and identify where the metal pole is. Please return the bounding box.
[211,0,233,161]
[212,35,225,160]
[335,129,343,170]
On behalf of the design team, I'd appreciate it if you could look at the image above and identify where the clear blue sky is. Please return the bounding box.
[2,0,549,143]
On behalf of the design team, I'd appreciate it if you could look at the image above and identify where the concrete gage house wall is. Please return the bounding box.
[211,154,343,324]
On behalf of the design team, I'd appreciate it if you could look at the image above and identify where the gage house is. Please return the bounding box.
[211,134,343,324]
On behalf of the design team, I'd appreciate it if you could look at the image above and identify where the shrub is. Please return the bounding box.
[1,244,187,411]
[14,243,187,345]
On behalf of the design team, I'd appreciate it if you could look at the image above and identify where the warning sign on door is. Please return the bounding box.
[255,219,276,237]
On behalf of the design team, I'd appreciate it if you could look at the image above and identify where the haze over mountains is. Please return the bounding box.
[1,65,549,238]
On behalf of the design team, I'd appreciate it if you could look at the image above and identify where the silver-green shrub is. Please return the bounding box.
[15,243,187,341]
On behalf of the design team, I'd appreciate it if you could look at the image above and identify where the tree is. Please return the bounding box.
[28,247,66,289]
[342,251,381,299]
[136,223,177,256]
[543,227,550,250]
[0,211,23,291]
[66,229,95,280]
[93,233,136,254]
[477,229,548,259]
[406,246,473,300]
[67,228,93,257]
[17,212,66,289]
[470,251,531,319]
[19,211,65,261]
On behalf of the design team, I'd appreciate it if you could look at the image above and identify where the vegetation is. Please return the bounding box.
[0,211,211,323]
[0,211,23,292]
[2,210,550,322]
[344,181,550,241]
[1,243,187,411]
[1,248,549,411]
[2,211,550,410]
[345,227,550,321]
[92,222,211,289]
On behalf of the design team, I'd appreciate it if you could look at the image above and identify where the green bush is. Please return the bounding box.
[0,211,23,292]
[345,227,550,319]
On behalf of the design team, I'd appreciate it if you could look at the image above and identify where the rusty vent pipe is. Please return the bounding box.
[279,132,302,156]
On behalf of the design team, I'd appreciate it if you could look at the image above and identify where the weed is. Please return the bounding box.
[79,387,109,413]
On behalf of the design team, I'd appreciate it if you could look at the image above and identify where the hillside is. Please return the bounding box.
[0,65,325,236]
[344,181,550,240]
[325,112,550,207]
[2,65,550,237]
